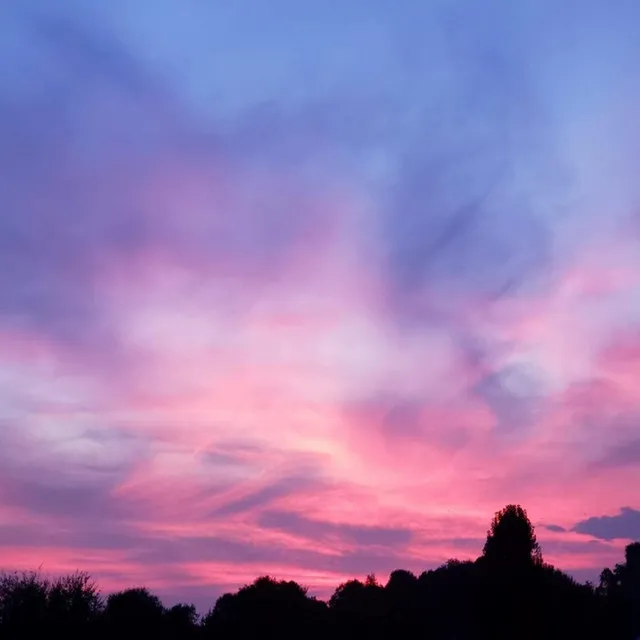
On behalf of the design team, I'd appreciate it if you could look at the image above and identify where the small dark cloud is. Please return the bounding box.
[542,524,567,533]
[258,510,413,547]
[572,507,640,541]
[542,538,610,556]
[200,451,247,468]
[210,476,321,518]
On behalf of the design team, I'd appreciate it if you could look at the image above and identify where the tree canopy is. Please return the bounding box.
[482,503,542,569]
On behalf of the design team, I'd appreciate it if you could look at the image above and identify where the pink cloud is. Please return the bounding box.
[1,181,639,605]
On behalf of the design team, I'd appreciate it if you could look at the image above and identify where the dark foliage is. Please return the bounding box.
[598,541,640,639]
[483,503,542,569]
[0,504,637,639]
[201,575,327,640]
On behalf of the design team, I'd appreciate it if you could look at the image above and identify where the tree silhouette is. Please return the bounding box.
[102,587,165,636]
[482,504,542,569]
[0,507,636,639]
[385,570,421,638]
[165,602,199,638]
[329,575,386,640]
[47,571,102,633]
[626,542,640,639]
[419,559,479,637]
[600,541,640,639]
[202,575,327,640]
[0,571,49,637]
[386,568,417,592]
[0,570,102,638]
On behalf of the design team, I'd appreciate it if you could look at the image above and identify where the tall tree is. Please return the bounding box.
[482,504,542,569]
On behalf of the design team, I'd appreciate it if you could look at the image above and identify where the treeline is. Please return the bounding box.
[0,505,638,639]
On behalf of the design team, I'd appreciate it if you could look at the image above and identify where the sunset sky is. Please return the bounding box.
[1,0,640,610]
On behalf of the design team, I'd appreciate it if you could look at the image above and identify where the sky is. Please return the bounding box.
[1,0,640,611]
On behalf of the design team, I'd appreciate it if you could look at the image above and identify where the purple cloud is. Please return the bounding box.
[590,438,640,471]
[572,508,640,541]
[210,476,323,519]
[542,524,567,533]
[258,511,413,547]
